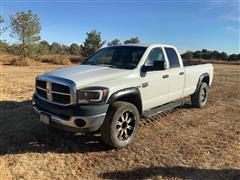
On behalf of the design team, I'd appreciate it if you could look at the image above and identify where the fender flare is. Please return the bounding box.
[195,73,210,93]
[107,87,143,114]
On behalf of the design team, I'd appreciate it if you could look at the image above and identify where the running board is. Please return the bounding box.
[143,102,183,118]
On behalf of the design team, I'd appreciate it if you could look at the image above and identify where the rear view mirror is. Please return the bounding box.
[153,61,166,70]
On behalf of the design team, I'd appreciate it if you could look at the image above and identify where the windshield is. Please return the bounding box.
[83,46,147,69]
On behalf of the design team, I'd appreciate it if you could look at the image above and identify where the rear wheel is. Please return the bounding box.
[100,101,139,148]
[191,82,208,108]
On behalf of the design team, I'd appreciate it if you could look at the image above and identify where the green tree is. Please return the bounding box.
[50,42,62,54]
[228,54,239,61]
[81,30,106,57]
[107,38,121,46]
[219,52,228,60]
[181,51,193,60]
[0,16,8,53]
[0,16,7,36]
[210,50,220,60]
[36,40,50,55]
[7,43,20,55]
[9,10,41,58]
[69,43,81,55]
[61,44,69,55]
[0,41,8,53]
[123,37,140,44]
[193,51,202,59]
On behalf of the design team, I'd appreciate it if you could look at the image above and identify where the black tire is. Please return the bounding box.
[100,101,140,148]
[191,82,209,108]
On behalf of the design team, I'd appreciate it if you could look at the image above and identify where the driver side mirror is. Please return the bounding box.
[142,61,166,72]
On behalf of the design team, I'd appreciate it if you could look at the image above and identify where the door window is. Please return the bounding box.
[146,48,165,66]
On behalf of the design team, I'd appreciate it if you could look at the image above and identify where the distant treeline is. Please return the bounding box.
[0,10,239,62]
[1,40,239,62]
[181,50,240,61]
[0,37,140,58]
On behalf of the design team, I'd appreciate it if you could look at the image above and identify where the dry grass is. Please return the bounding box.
[0,63,239,179]
[0,54,19,64]
[0,55,40,66]
[0,54,85,66]
[40,55,72,65]
[10,57,41,66]
[68,55,85,63]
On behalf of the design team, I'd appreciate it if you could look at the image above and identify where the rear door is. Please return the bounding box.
[164,47,185,101]
[140,47,170,111]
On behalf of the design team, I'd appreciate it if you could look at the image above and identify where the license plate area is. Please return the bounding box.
[40,113,50,125]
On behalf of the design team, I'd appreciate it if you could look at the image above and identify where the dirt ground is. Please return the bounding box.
[0,63,239,180]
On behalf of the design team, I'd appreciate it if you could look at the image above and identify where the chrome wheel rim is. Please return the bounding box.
[200,87,207,103]
[116,111,135,141]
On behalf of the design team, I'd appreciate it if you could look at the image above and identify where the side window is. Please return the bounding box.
[146,48,165,66]
[165,48,180,68]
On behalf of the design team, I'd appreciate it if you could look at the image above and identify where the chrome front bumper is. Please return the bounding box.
[32,104,106,133]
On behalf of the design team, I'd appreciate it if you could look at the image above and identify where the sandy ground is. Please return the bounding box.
[0,63,239,179]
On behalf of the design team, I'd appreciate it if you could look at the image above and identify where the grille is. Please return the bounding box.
[36,80,46,89]
[52,93,71,104]
[36,88,47,99]
[35,79,72,105]
[52,82,70,93]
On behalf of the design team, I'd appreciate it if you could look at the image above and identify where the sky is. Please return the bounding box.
[0,0,239,54]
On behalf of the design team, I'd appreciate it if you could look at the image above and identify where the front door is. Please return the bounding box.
[140,47,170,111]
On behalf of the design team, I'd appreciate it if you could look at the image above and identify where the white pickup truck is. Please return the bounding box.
[33,44,213,148]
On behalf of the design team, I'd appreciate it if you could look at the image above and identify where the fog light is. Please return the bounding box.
[74,119,86,128]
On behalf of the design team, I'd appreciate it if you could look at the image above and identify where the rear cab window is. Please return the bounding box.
[165,47,180,68]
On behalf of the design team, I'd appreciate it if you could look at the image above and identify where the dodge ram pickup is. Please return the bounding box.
[32,44,213,148]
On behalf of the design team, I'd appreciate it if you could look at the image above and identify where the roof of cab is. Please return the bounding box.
[105,43,175,48]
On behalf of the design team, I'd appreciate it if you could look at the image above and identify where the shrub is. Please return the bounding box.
[0,54,18,64]
[69,55,85,63]
[10,57,40,66]
[41,55,71,65]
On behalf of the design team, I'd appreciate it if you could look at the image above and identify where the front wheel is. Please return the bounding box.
[100,101,140,148]
[191,82,209,108]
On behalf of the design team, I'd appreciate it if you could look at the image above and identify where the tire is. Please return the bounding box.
[191,82,209,108]
[100,101,140,148]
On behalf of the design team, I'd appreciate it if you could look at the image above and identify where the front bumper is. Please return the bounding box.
[32,94,108,133]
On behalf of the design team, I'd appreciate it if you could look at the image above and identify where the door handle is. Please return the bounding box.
[179,72,184,75]
[162,74,169,79]
[142,82,148,88]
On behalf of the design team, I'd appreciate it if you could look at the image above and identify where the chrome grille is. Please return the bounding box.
[36,79,72,105]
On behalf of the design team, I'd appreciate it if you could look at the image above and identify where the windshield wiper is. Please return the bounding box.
[84,62,124,69]
[83,62,97,65]
[98,64,123,69]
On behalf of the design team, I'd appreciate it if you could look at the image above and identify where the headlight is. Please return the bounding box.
[77,87,109,104]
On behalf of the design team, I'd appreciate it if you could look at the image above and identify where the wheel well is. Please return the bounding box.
[202,76,209,86]
[109,94,142,115]
[195,73,210,94]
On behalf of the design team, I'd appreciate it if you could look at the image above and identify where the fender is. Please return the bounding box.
[107,87,143,114]
[195,73,210,93]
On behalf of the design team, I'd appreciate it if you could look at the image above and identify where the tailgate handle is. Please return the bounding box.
[162,74,169,79]
[179,72,184,75]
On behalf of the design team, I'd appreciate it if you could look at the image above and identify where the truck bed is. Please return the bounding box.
[183,59,207,66]
[182,62,214,98]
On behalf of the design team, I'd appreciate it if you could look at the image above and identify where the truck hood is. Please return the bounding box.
[40,65,131,88]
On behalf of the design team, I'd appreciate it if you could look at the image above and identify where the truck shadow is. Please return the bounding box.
[100,166,240,180]
[0,100,111,155]
[0,100,208,155]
